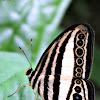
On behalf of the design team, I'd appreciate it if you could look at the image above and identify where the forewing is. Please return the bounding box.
[34,24,94,78]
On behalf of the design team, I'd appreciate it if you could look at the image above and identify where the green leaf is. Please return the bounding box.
[0,52,35,100]
[0,52,28,84]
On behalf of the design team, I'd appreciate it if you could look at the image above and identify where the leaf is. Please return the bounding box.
[0,52,27,84]
[0,52,41,100]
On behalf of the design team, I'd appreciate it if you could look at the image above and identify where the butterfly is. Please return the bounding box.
[8,24,95,100]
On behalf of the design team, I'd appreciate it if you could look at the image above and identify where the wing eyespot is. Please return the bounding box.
[75,73,82,77]
[74,86,81,93]
[82,28,87,33]
[75,79,82,85]
[73,93,82,100]
[75,67,82,73]
[78,25,87,33]
[77,32,86,40]
[78,25,82,28]
[74,79,82,85]
[75,47,84,57]
[76,39,84,47]
[76,58,83,66]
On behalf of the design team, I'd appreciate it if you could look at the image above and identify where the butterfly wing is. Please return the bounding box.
[30,24,95,100]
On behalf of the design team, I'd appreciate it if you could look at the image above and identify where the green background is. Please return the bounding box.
[0,0,100,100]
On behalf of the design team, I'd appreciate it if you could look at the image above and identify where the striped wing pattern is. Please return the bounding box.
[25,24,95,100]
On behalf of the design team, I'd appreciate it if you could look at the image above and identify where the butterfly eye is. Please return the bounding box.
[25,67,33,75]
[73,93,82,100]
[74,86,81,93]
[75,48,84,57]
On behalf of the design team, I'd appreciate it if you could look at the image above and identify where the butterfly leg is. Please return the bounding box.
[8,84,30,97]
[33,89,37,100]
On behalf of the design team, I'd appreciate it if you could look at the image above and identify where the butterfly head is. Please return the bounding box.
[25,67,35,85]
[25,67,33,76]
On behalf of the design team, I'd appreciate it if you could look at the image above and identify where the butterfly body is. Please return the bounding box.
[25,24,95,100]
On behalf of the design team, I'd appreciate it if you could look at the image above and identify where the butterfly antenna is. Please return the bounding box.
[19,47,31,68]
[31,39,33,68]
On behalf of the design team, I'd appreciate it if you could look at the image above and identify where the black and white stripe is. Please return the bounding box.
[25,24,95,100]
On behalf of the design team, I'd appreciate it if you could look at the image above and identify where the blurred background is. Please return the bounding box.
[0,0,100,100]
